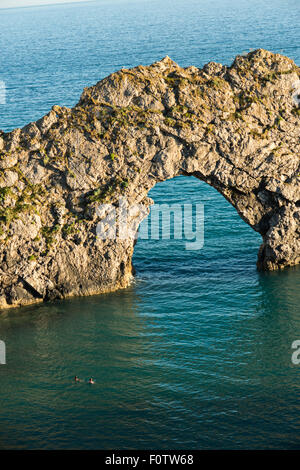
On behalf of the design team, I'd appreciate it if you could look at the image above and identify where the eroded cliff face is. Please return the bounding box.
[0,49,299,309]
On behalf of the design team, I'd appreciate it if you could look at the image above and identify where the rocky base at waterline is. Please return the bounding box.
[0,49,300,309]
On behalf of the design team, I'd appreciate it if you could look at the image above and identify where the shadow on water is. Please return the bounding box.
[0,266,299,449]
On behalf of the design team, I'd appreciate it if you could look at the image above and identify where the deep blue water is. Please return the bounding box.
[0,0,300,450]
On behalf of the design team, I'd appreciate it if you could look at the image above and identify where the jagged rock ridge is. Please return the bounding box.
[0,49,299,309]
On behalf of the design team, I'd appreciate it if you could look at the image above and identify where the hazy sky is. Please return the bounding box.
[0,0,92,8]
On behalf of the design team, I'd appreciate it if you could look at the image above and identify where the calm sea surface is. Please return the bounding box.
[0,0,300,449]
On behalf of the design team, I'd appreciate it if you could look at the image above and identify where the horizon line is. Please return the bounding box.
[0,0,95,11]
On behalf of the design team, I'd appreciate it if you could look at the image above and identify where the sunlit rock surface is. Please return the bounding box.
[0,49,299,309]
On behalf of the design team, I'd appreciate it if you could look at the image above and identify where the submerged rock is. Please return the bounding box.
[0,49,299,309]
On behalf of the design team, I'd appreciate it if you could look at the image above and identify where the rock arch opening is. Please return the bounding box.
[132,175,262,278]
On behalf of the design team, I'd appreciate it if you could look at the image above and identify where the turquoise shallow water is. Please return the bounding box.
[0,0,300,450]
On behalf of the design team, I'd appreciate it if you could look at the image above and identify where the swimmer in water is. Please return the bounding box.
[74,376,81,382]
[88,378,95,384]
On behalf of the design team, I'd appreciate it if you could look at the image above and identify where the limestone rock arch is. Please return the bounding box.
[0,49,299,309]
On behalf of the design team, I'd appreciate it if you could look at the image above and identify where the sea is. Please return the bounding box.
[0,0,300,449]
